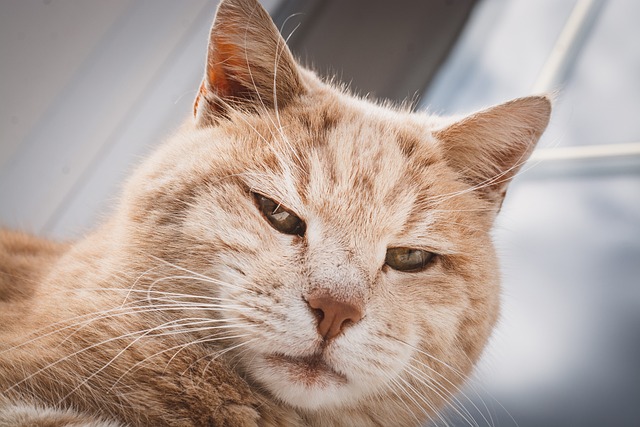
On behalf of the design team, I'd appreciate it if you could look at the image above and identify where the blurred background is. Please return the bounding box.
[1,0,639,425]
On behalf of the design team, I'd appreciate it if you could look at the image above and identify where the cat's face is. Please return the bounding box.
[118,0,550,421]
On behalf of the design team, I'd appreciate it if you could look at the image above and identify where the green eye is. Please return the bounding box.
[385,247,435,272]
[254,193,306,237]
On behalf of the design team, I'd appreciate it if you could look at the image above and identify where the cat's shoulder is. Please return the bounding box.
[0,229,68,303]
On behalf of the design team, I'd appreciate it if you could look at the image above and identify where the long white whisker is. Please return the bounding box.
[424,148,534,206]
[240,5,303,174]
[404,363,479,427]
[109,334,256,391]
[5,314,254,395]
[189,336,256,377]
[409,359,493,427]
[396,338,513,427]
[396,373,452,427]
[121,265,160,308]
[56,320,256,403]
[383,371,437,425]
[272,20,304,168]
[382,374,425,426]
[2,299,247,355]
[145,254,263,294]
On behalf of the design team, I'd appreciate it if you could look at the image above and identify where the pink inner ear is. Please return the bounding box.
[194,29,257,120]
[206,34,250,98]
[193,0,305,124]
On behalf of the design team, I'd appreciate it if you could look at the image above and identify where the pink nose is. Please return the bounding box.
[307,294,363,340]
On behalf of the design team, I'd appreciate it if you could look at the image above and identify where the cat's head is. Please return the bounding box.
[118,0,550,422]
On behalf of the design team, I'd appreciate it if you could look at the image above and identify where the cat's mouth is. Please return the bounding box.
[266,353,347,386]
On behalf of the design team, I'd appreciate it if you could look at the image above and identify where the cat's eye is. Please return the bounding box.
[385,247,435,272]
[254,193,306,237]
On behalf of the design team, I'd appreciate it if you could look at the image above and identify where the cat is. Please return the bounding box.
[0,0,551,425]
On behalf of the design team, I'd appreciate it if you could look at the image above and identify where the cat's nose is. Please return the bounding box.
[306,294,363,340]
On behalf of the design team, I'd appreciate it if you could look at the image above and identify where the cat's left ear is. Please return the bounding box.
[194,0,305,125]
[434,95,551,212]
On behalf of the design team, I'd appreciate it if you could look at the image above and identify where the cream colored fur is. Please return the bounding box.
[0,0,551,425]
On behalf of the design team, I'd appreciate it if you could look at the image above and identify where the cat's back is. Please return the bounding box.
[0,229,68,321]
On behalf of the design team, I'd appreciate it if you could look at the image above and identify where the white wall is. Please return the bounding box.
[0,0,281,238]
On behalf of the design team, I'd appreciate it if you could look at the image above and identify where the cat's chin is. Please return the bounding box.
[267,353,348,385]
[251,352,364,410]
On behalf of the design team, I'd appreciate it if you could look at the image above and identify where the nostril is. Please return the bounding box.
[312,307,324,322]
[340,318,354,329]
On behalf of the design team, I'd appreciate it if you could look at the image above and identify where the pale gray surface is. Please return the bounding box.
[1,0,219,237]
[0,0,281,237]
[1,1,639,427]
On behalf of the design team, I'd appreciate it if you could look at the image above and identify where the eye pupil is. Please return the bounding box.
[254,193,306,237]
[385,247,435,272]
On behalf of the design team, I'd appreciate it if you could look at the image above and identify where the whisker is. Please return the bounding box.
[4,299,250,355]
[382,370,437,426]
[109,334,256,391]
[58,319,255,405]
[144,270,257,296]
[393,338,466,379]
[397,373,452,427]
[422,148,535,207]
[239,6,305,179]
[4,315,254,395]
[191,336,257,377]
[271,20,305,169]
[383,375,425,426]
[395,338,511,427]
[404,363,479,427]
[408,359,493,427]
[56,322,256,404]
[121,265,161,308]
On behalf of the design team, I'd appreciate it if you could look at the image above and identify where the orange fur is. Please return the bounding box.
[0,0,551,425]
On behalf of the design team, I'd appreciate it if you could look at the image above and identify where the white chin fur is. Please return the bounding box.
[250,354,368,410]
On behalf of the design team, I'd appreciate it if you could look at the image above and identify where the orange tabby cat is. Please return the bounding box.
[0,0,551,425]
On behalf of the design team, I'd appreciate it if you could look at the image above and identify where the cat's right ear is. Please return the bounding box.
[434,96,552,213]
[194,0,305,126]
